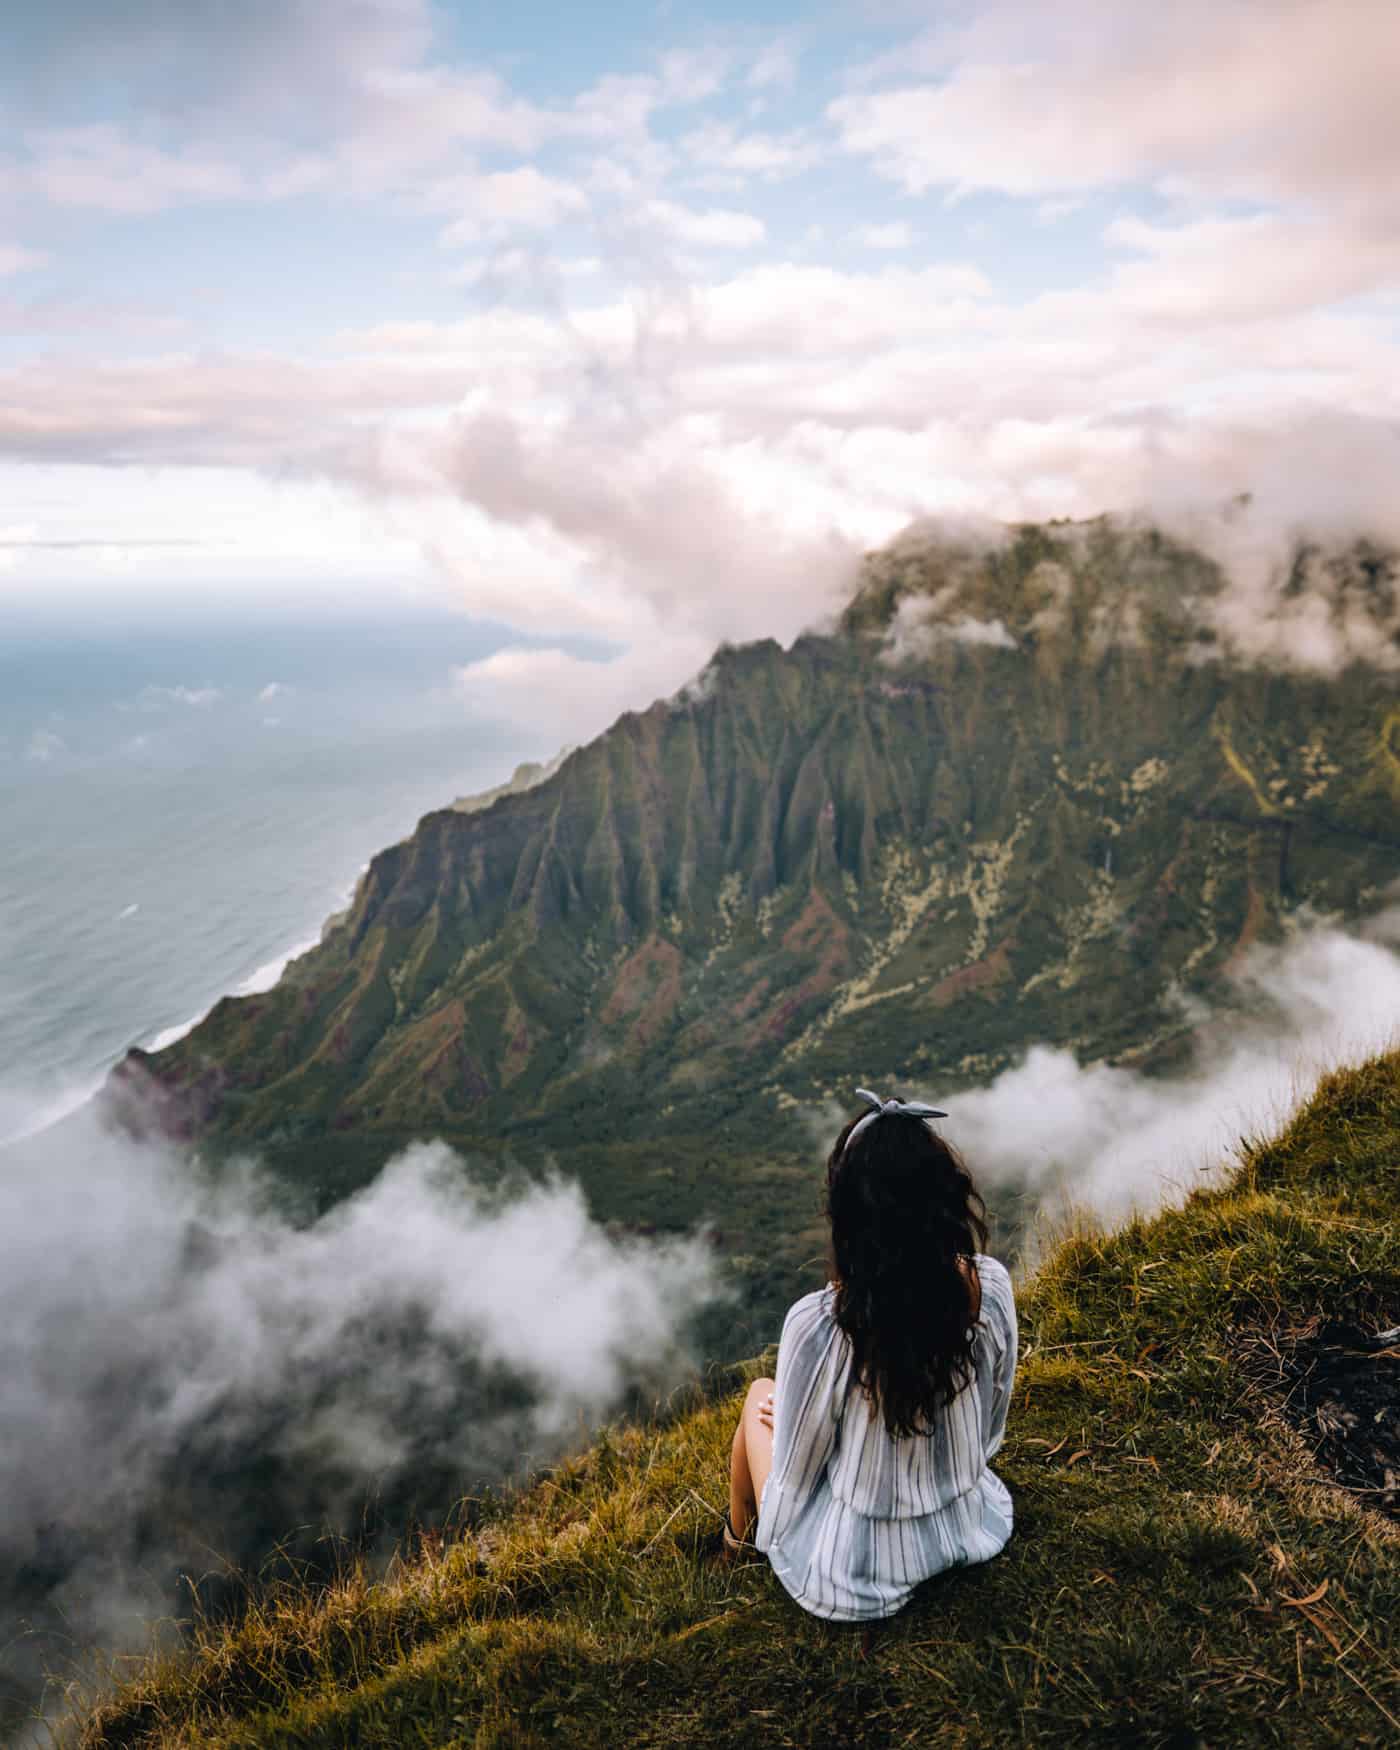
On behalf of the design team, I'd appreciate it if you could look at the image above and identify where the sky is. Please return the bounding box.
[3,0,1399,734]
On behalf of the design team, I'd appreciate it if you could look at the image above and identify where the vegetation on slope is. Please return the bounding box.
[75,1048,1399,1748]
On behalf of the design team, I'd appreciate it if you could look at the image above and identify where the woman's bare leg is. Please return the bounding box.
[728,1376,775,1540]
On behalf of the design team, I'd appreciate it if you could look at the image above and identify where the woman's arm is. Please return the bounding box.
[754,1295,846,1552]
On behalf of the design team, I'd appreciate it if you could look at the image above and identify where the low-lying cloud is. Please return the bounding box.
[0,1112,721,1733]
[926,907,1400,1235]
[452,637,719,747]
[880,593,1019,665]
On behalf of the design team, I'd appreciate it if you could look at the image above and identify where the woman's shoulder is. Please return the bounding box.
[785,1284,837,1326]
[973,1253,1016,1319]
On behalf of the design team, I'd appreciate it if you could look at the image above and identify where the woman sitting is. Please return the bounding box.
[724,1088,1018,1622]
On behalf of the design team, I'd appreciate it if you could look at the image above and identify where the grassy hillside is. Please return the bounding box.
[74,1050,1398,1749]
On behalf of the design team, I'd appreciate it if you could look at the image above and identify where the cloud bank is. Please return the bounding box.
[923,907,1400,1235]
[833,0,1400,220]
[0,1113,721,1731]
[4,0,1399,732]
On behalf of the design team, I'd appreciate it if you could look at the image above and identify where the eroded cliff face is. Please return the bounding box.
[114,518,1400,1171]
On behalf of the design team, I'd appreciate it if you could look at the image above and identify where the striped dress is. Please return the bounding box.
[753,1254,1018,1622]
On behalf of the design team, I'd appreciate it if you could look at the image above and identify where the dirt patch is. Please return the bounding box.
[499,994,533,1086]
[754,890,852,1043]
[730,976,771,1022]
[600,936,683,1050]
[1238,1314,1399,1517]
[1223,874,1269,974]
[782,887,844,957]
[928,935,1014,1008]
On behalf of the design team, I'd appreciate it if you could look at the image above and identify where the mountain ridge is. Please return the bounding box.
[108,514,1400,1334]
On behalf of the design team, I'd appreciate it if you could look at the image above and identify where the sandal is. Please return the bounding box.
[721,1511,755,1556]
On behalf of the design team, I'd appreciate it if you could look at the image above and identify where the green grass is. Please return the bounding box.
[70,1052,1400,1748]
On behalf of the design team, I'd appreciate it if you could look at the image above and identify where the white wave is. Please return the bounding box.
[141,928,327,1057]
[145,1011,208,1053]
[117,903,140,920]
[234,933,322,996]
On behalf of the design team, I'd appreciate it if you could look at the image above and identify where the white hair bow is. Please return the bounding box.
[845,1086,948,1151]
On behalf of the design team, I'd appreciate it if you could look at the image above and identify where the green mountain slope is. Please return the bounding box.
[77,1048,1400,1749]
[110,517,1400,1337]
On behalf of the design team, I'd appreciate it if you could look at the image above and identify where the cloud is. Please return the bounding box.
[0,534,204,550]
[1035,198,1084,225]
[1101,210,1400,327]
[24,727,65,761]
[923,906,1400,1229]
[746,39,798,91]
[1144,471,1400,674]
[5,0,436,130]
[650,46,730,108]
[0,1,728,219]
[140,683,222,707]
[453,636,716,746]
[881,599,1019,663]
[1,124,247,212]
[642,198,766,248]
[0,245,47,276]
[346,397,864,656]
[831,0,1400,215]
[448,249,602,291]
[0,291,185,340]
[1,1,556,214]
[2,245,1397,685]
[0,348,473,467]
[679,121,822,184]
[2,6,1399,695]
[852,222,914,250]
[0,1107,721,1724]
[881,480,1400,676]
[10,288,1395,714]
[433,167,589,248]
[948,617,1017,648]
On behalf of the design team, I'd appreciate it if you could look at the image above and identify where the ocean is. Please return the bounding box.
[0,607,553,1142]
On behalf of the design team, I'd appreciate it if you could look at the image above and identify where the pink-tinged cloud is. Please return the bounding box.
[831,0,1400,212]
[0,245,48,276]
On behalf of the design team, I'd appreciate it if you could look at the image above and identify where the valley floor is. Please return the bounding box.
[73,1053,1399,1749]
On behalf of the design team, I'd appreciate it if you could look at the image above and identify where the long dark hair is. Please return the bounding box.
[826,1107,988,1439]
